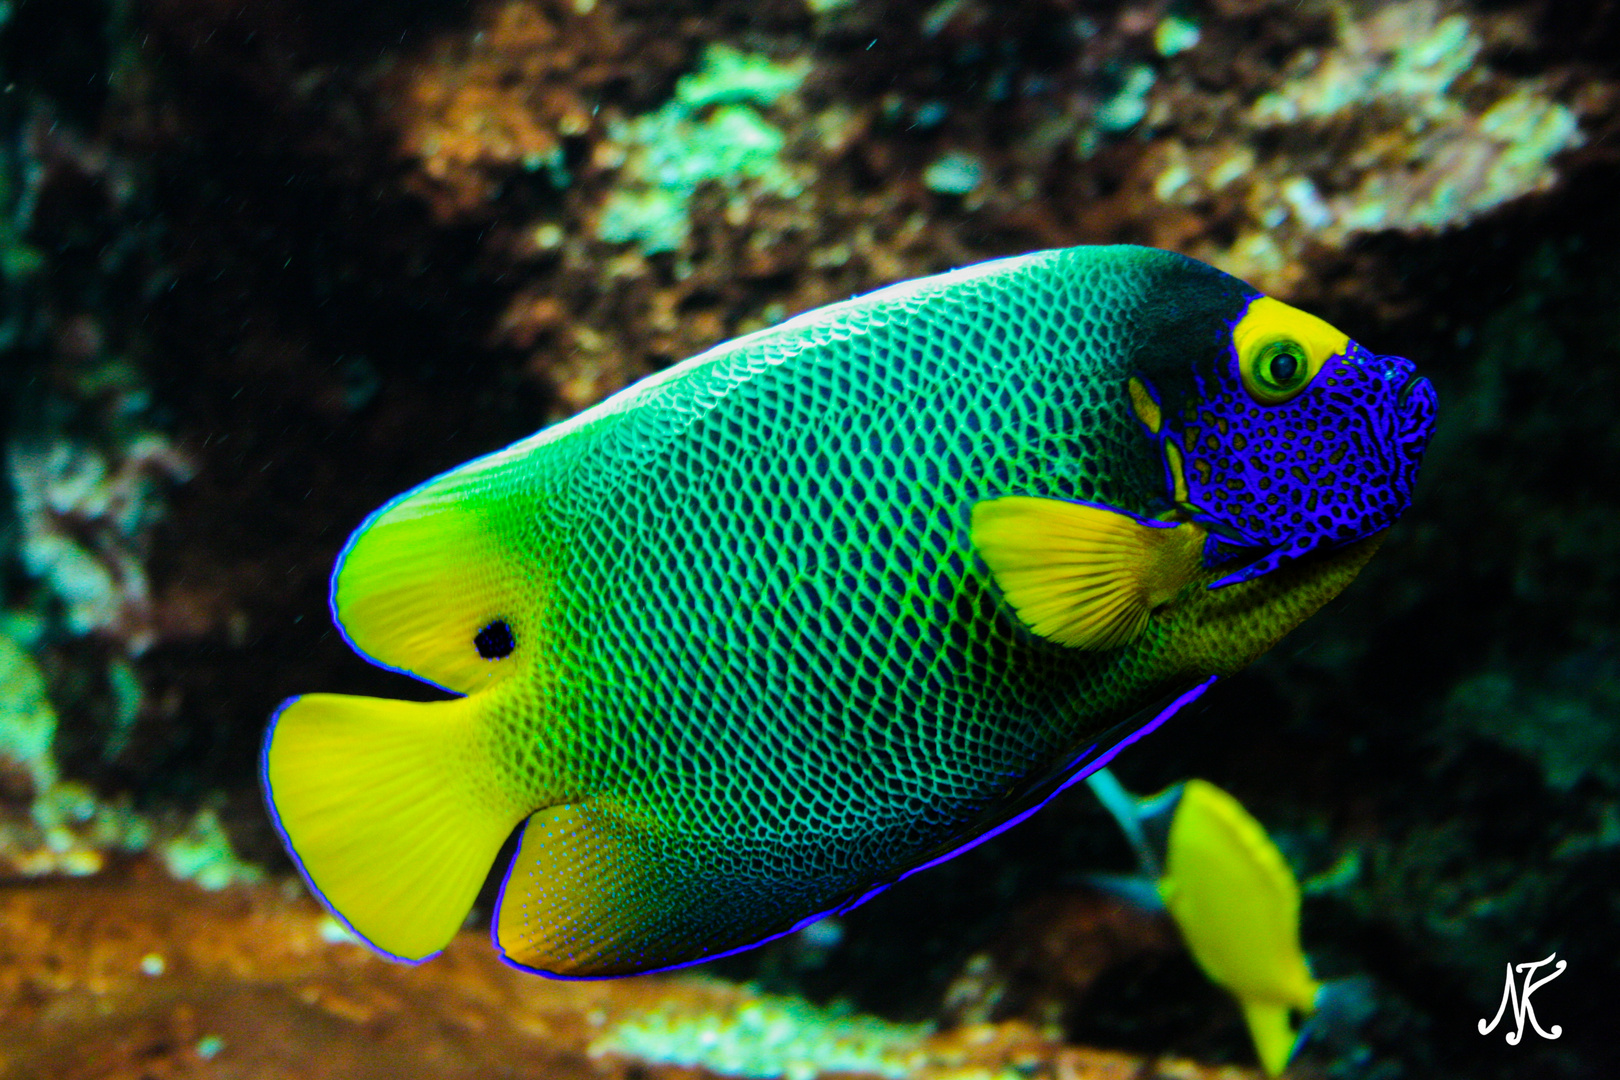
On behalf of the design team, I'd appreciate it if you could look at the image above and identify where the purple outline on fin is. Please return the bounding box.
[1024,496,1178,532]
[325,444,527,696]
[836,674,1216,909]
[259,695,438,967]
[491,675,1217,980]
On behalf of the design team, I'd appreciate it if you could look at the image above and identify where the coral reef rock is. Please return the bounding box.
[0,865,1260,1080]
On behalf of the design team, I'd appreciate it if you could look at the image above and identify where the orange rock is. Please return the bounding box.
[0,863,1261,1080]
[380,0,623,223]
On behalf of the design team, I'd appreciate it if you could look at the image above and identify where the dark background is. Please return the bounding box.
[1,1,1616,1076]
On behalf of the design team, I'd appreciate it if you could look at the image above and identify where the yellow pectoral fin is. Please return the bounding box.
[262,691,534,962]
[971,496,1205,649]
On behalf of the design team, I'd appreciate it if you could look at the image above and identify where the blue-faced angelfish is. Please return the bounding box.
[261,245,1437,978]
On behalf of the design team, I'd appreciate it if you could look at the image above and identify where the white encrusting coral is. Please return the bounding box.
[1145,0,1585,293]
[7,434,192,654]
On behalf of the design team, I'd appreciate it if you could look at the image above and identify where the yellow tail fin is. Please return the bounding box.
[1242,999,1301,1076]
[261,692,528,962]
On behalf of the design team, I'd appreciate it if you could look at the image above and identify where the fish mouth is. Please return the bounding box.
[1397,374,1428,407]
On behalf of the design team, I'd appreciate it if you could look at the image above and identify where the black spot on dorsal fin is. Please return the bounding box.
[475,619,516,660]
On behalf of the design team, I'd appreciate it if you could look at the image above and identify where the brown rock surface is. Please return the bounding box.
[0,864,1260,1080]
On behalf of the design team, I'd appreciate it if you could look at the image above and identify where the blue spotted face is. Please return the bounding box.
[1135,295,1437,587]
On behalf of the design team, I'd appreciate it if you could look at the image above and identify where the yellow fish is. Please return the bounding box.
[1158,778,1320,1074]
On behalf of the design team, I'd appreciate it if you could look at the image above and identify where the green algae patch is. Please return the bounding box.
[0,631,58,797]
[594,989,934,1080]
[923,151,984,195]
[1144,0,1588,294]
[674,44,809,111]
[159,807,264,892]
[0,632,255,886]
[598,45,809,255]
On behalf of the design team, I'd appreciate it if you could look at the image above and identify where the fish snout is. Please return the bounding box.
[1365,351,1437,446]
[1370,350,1411,389]
[1396,374,1438,443]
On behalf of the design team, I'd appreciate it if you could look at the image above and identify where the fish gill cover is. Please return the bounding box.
[0,1,1615,1079]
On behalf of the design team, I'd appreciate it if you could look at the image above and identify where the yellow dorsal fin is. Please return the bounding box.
[971,496,1206,649]
[332,453,537,695]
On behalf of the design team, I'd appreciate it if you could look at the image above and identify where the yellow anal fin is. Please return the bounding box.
[971,496,1205,649]
[333,454,536,696]
[1242,999,1302,1076]
[496,802,776,978]
[262,692,530,962]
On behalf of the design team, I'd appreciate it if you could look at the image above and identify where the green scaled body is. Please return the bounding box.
[262,245,1401,978]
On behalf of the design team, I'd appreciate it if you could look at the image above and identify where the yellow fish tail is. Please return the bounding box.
[261,691,533,962]
[1241,998,1302,1076]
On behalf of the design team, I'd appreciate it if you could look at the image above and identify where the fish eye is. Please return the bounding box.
[1231,296,1348,406]
[1244,339,1315,404]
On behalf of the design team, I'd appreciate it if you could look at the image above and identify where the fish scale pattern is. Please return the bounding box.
[481,248,1211,974]
[270,243,1436,978]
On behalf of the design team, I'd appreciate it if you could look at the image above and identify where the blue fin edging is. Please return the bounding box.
[259,695,439,967]
[492,675,1218,980]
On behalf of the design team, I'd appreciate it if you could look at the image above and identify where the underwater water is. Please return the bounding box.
[0,0,1615,1077]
